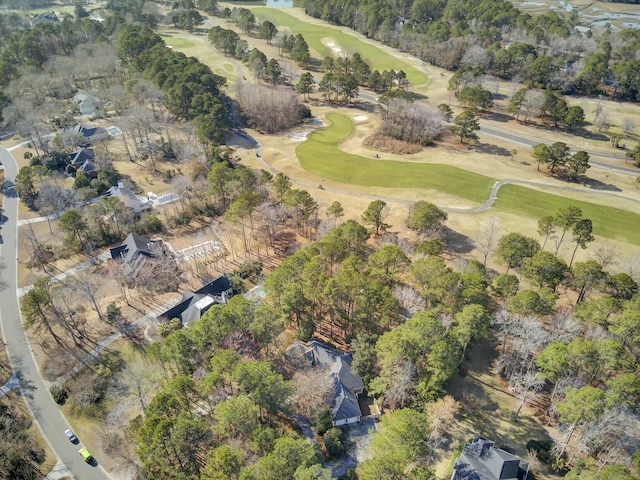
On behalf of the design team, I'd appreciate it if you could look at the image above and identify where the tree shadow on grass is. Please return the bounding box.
[470,142,512,157]
[571,127,609,142]
[482,111,512,123]
[444,227,475,255]
[579,176,622,192]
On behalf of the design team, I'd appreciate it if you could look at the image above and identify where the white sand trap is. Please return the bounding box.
[327,42,335,47]
[332,47,341,53]
[290,131,310,142]
[354,115,368,121]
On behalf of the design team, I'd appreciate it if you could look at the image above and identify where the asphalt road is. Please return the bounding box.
[479,123,640,176]
[0,146,111,480]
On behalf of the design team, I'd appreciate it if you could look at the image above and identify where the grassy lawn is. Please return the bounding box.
[162,35,195,49]
[616,107,640,117]
[297,113,640,244]
[494,184,640,244]
[251,8,428,86]
[296,113,496,204]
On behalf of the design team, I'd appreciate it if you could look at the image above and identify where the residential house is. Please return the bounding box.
[103,182,149,213]
[158,275,233,325]
[69,147,94,168]
[109,232,170,278]
[284,340,365,426]
[69,148,99,178]
[64,123,108,144]
[72,91,102,117]
[451,435,529,480]
[32,12,58,25]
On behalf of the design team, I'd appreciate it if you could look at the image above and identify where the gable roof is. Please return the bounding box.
[284,340,365,423]
[71,123,98,137]
[110,232,157,264]
[103,185,143,211]
[69,148,95,166]
[77,159,99,176]
[452,436,529,480]
[158,275,233,324]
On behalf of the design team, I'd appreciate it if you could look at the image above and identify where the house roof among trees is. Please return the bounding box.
[110,232,159,264]
[158,275,233,324]
[284,340,365,423]
[77,159,98,176]
[452,435,529,480]
[69,148,95,166]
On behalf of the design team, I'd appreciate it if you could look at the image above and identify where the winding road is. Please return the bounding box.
[0,146,110,480]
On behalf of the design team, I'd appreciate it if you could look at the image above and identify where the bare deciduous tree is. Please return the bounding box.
[474,216,501,266]
[425,395,460,447]
[591,246,619,269]
[380,99,446,145]
[237,83,307,133]
[292,368,333,418]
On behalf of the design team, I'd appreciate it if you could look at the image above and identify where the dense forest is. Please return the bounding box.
[302,0,640,100]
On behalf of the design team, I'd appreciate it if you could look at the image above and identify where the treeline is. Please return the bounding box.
[303,0,640,101]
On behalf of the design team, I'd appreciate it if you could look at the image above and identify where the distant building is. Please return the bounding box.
[158,275,233,325]
[451,435,529,480]
[284,340,365,426]
[32,12,58,25]
[72,91,102,117]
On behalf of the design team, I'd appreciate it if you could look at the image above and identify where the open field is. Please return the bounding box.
[250,7,428,86]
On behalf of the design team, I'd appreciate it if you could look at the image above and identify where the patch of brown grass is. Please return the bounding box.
[363,131,423,155]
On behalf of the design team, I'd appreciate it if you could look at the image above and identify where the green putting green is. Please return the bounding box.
[296,113,640,244]
[296,114,495,204]
[494,185,640,244]
[251,8,427,86]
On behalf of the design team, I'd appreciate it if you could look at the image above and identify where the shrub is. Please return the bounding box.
[315,406,333,435]
[526,440,553,464]
[235,261,263,281]
[323,427,344,458]
[50,384,69,405]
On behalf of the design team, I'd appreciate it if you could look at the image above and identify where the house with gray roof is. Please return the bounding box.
[32,12,58,25]
[72,91,102,117]
[284,340,365,426]
[103,182,149,212]
[158,275,233,325]
[64,123,109,144]
[109,232,171,278]
[452,435,529,480]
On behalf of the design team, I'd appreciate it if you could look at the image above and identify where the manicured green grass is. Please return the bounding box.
[296,113,495,204]
[494,184,640,244]
[296,113,640,244]
[162,36,195,48]
[251,8,427,86]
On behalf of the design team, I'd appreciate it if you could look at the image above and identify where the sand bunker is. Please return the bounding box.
[354,115,368,121]
[327,42,335,47]
[290,131,310,142]
[332,47,341,53]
